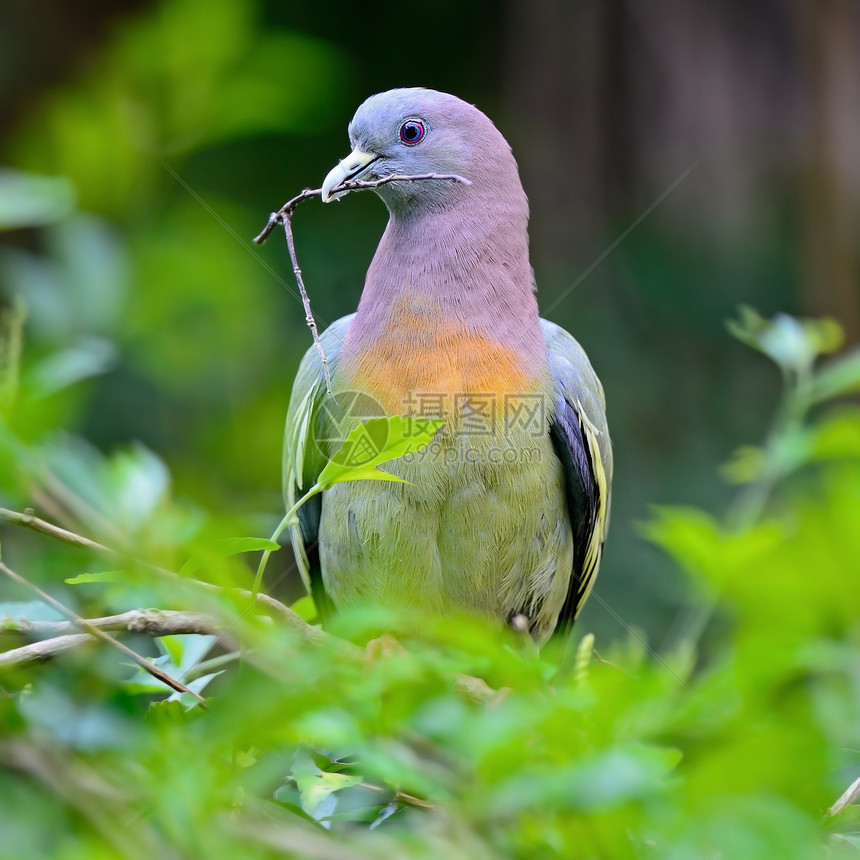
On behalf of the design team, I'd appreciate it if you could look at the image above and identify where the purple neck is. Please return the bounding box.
[342,170,548,367]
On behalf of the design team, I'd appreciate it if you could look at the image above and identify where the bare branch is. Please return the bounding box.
[252,171,470,400]
[0,506,108,553]
[0,508,497,700]
[281,211,337,402]
[358,780,437,811]
[0,505,359,658]
[0,609,227,670]
[0,561,207,706]
[0,633,93,668]
[252,172,470,246]
[0,608,222,639]
[0,505,295,618]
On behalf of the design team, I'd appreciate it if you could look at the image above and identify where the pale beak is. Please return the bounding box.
[321,149,379,202]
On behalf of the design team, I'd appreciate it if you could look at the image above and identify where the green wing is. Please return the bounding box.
[541,319,613,628]
[282,314,354,606]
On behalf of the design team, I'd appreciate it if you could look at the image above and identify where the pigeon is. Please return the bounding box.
[283,88,611,643]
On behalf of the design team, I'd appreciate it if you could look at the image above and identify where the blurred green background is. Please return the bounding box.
[1,0,858,644]
[4,3,860,858]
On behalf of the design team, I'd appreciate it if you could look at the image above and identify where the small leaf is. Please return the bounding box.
[181,535,282,577]
[290,595,318,622]
[812,349,860,403]
[721,445,765,485]
[145,699,198,726]
[26,337,117,400]
[727,307,841,375]
[157,633,217,674]
[807,409,860,462]
[573,633,595,686]
[235,747,261,768]
[317,416,443,489]
[369,802,400,830]
[215,537,281,554]
[157,634,185,668]
[64,571,126,585]
[327,466,409,485]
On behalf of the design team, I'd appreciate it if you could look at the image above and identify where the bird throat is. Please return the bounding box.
[338,208,550,424]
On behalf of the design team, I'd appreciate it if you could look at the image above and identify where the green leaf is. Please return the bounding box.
[235,746,261,769]
[145,699,199,727]
[811,349,860,403]
[215,537,281,554]
[291,756,362,820]
[317,416,443,489]
[721,445,766,484]
[805,409,860,462]
[64,571,126,585]
[157,634,185,668]
[26,336,117,399]
[290,595,317,622]
[155,634,217,674]
[180,535,282,578]
[325,466,409,485]
[642,506,785,589]
[727,306,843,375]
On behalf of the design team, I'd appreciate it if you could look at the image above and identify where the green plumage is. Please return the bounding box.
[284,317,611,643]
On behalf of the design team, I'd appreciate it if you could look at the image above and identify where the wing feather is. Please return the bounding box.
[541,319,613,630]
[282,314,354,602]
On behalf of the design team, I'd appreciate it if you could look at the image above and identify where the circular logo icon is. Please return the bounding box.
[313,390,387,467]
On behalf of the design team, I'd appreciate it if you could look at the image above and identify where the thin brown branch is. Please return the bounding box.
[358,780,437,811]
[0,505,359,657]
[1,505,291,618]
[281,212,336,402]
[0,506,108,553]
[252,172,470,245]
[0,610,228,670]
[0,607,222,639]
[252,171,470,400]
[0,560,207,706]
[0,508,497,698]
[0,633,93,667]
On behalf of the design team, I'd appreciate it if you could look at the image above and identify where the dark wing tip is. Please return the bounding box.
[550,394,603,634]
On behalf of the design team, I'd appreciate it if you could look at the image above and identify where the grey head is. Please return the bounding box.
[321,87,527,221]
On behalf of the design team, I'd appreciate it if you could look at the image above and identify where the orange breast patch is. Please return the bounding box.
[342,298,542,420]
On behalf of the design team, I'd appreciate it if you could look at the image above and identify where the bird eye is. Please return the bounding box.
[399,120,425,145]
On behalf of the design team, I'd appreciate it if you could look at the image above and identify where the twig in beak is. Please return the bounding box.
[253,172,470,401]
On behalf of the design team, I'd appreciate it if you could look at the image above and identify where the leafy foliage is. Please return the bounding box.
[1,5,859,853]
[2,298,860,858]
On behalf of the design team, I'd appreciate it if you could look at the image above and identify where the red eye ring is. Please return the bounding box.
[399,120,425,145]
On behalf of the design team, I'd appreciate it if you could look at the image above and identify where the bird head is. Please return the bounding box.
[321,87,524,219]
